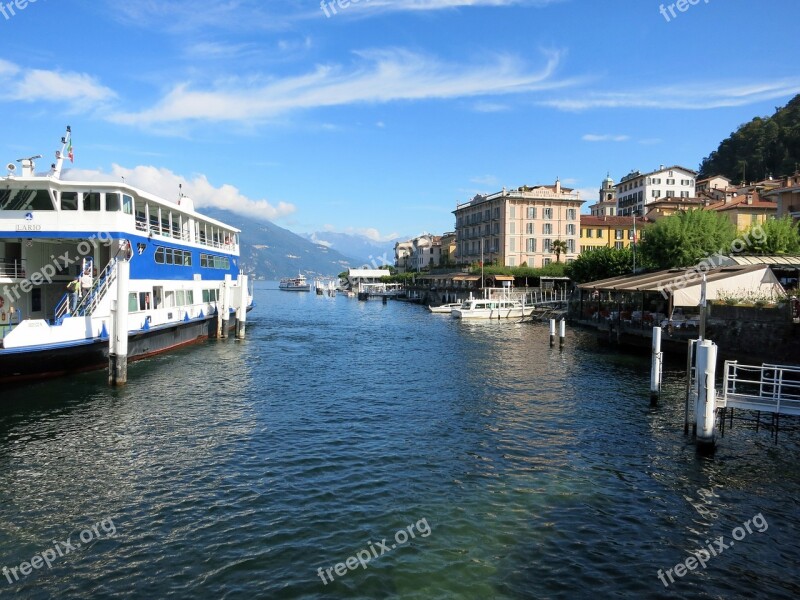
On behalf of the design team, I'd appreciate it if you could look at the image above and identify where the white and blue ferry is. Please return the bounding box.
[0,128,252,383]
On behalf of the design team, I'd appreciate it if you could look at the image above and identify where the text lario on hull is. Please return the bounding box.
[0,127,253,384]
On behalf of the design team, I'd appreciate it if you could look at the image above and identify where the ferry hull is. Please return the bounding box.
[0,315,227,385]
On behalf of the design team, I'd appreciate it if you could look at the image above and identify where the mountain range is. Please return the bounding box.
[201,208,359,280]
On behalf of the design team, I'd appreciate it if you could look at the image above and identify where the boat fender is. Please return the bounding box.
[0,311,5,322]
[0,295,4,309]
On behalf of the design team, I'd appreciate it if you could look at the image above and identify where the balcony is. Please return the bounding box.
[0,258,25,279]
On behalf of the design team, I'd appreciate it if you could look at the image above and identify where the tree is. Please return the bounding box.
[552,239,568,263]
[638,210,737,268]
[743,216,800,254]
[699,94,800,180]
[565,247,634,283]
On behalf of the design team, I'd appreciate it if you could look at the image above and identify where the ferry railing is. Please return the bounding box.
[0,258,26,279]
[69,259,119,319]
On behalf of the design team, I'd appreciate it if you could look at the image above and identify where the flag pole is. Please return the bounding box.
[51,125,72,180]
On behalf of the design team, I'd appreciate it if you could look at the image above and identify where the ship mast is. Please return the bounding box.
[50,125,72,179]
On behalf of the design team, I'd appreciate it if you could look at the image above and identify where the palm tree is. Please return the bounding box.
[552,239,568,263]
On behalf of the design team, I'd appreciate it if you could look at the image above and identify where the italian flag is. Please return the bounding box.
[66,134,74,163]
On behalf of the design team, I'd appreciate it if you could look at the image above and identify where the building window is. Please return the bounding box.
[543,239,552,252]
[615,229,624,240]
[567,208,576,220]
[494,223,499,234]
[567,224,576,235]
[596,229,602,238]
[508,257,516,267]
[544,207,553,220]
[526,223,534,234]
[510,222,516,234]
[510,206,516,218]
[615,241,624,249]
[527,207,537,219]
[493,207,500,219]
[652,190,661,198]
[526,238,536,252]
[666,178,675,185]
[666,190,675,197]
[543,223,552,235]
[586,228,592,238]
[567,239,575,253]
[543,258,552,266]
[510,238,516,252]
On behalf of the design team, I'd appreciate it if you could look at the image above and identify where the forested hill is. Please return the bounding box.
[699,94,800,182]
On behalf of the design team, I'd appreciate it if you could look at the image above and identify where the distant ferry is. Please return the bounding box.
[0,127,252,383]
[279,274,310,292]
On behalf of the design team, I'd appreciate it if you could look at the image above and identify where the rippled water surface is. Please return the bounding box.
[1,282,799,599]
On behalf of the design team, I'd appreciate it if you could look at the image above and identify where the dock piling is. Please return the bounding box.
[650,326,663,404]
[695,339,718,451]
[559,318,566,348]
[235,273,248,340]
[109,256,130,386]
[549,319,556,347]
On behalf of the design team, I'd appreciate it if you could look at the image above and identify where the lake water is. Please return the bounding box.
[1,282,799,599]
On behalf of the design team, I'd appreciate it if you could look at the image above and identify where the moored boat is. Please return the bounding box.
[427,303,462,314]
[451,296,534,319]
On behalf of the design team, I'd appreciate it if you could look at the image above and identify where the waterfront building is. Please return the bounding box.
[394,240,414,273]
[345,268,390,292]
[696,175,732,196]
[615,165,697,216]
[643,197,706,221]
[588,174,617,216]
[579,215,648,252]
[440,232,457,267]
[453,180,584,268]
[705,191,777,230]
[764,171,800,219]
[394,234,442,273]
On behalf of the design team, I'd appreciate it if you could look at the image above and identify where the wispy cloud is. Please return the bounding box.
[63,164,295,222]
[470,174,499,186]
[0,59,115,110]
[319,0,564,18]
[472,101,510,112]
[110,49,574,127]
[545,78,800,111]
[582,133,629,142]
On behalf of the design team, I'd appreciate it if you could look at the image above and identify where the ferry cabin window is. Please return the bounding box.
[122,194,133,215]
[154,246,192,266]
[128,292,138,312]
[106,193,121,212]
[60,191,78,211]
[83,192,101,211]
[0,189,55,210]
[176,290,185,306]
[139,291,152,311]
[186,290,194,304]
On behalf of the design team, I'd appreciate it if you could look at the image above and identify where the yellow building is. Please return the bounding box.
[579,215,648,252]
[706,192,777,230]
[643,197,706,221]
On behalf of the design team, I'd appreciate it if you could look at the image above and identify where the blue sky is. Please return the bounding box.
[1,0,799,242]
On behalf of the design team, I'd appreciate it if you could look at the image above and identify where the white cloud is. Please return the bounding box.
[110,49,574,126]
[322,0,564,17]
[322,224,400,242]
[582,134,630,142]
[63,164,295,222]
[0,60,115,109]
[545,78,800,111]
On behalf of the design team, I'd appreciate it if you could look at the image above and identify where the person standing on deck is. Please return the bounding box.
[80,269,93,303]
[67,277,80,313]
